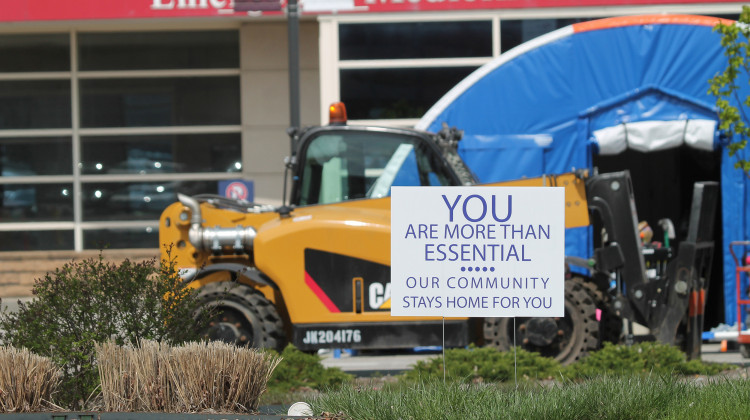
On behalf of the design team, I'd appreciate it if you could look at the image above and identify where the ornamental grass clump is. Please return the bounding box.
[0,346,61,413]
[96,340,281,414]
[168,341,281,413]
[95,340,171,412]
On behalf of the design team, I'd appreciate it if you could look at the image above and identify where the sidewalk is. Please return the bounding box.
[0,296,33,314]
[320,349,438,375]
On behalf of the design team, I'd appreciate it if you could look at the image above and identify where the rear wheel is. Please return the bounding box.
[483,279,599,364]
[741,344,750,359]
[197,281,286,351]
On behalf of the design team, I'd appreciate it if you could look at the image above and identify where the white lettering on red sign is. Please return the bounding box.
[151,0,233,10]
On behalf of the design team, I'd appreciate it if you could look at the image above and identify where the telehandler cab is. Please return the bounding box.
[159,103,717,364]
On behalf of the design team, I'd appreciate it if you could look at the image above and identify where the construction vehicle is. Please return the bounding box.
[158,103,718,364]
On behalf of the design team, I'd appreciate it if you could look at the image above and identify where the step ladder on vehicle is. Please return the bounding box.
[731,241,750,358]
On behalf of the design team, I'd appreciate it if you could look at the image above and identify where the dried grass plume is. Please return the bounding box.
[96,340,281,414]
[0,346,62,413]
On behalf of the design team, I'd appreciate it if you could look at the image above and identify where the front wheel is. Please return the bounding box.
[197,281,286,351]
[483,280,599,365]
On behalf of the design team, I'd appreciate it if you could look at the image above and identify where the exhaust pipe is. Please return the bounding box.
[178,193,256,254]
[178,193,202,225]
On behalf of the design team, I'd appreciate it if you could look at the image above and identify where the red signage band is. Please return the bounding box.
[2,0,253,23]
[351,0,742,13]
[1,0,743,23]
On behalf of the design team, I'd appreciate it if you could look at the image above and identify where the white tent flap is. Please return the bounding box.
[593,119,716,155]
[685,119,717,151]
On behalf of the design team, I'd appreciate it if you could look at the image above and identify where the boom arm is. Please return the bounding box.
[491,171,590,229]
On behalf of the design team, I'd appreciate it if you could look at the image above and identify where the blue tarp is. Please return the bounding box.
[418,15,750,325]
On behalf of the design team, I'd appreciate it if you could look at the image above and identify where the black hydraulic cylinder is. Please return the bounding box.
[586,171,649,290]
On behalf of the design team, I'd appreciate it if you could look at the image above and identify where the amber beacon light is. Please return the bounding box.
[329,102,348,125]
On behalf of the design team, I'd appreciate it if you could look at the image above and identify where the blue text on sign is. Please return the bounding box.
[442,194,512,223]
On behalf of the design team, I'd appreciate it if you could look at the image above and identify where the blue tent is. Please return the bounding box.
[417,15,750,326]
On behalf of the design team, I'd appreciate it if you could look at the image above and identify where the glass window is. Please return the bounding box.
[79,77,240,128]
[1,137,72,175]
[298,130,453,205]
[81,133,241,175]
[0,80,71,129]
[82,180,219,221]
[0,183,73,222]
[0,34,70,72]
[0,230,73,251]
[341,67,476,119]
[501,18,604,52]
[712,14,740,20]
[78,30,239,71]
[84,228,158,250]
[340,21,492,60]
[0,28,243,251]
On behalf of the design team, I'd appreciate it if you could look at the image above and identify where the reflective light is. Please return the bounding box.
[143,196,152,203]
[61,189,69,196]
[145,227,153,233]
[154,162,162,169]
[156,185,165,193]
[234,161,242,170]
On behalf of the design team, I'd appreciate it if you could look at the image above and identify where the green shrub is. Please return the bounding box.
[0,250,211,410]
[562,342,734,379]
[266,345,353,394]
[402,343,733,385]
[403,345,562,383]
[677,359,730,376]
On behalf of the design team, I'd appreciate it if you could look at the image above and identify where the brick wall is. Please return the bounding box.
[0,249,159,297]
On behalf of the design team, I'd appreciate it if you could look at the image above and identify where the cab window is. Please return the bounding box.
[298,131,452,205]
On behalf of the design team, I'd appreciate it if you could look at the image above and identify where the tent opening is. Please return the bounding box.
[593,145,723,328]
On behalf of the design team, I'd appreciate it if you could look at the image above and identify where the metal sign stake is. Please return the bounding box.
[514,317,518,389]
[442,316,446,383]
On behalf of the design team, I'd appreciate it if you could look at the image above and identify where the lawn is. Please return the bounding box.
[310,373,750,420]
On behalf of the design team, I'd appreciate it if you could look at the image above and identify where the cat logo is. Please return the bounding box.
[368,281,391,310]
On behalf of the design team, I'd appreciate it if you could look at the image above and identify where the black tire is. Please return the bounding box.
[483,280,600,365]
[197,281,286,351]
[573,276,623,345]
[741,344,750,359]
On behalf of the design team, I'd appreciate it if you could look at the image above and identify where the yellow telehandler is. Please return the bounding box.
[159,104,717,364]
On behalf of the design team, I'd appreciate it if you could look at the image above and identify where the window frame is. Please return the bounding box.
[319,14,500,127]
